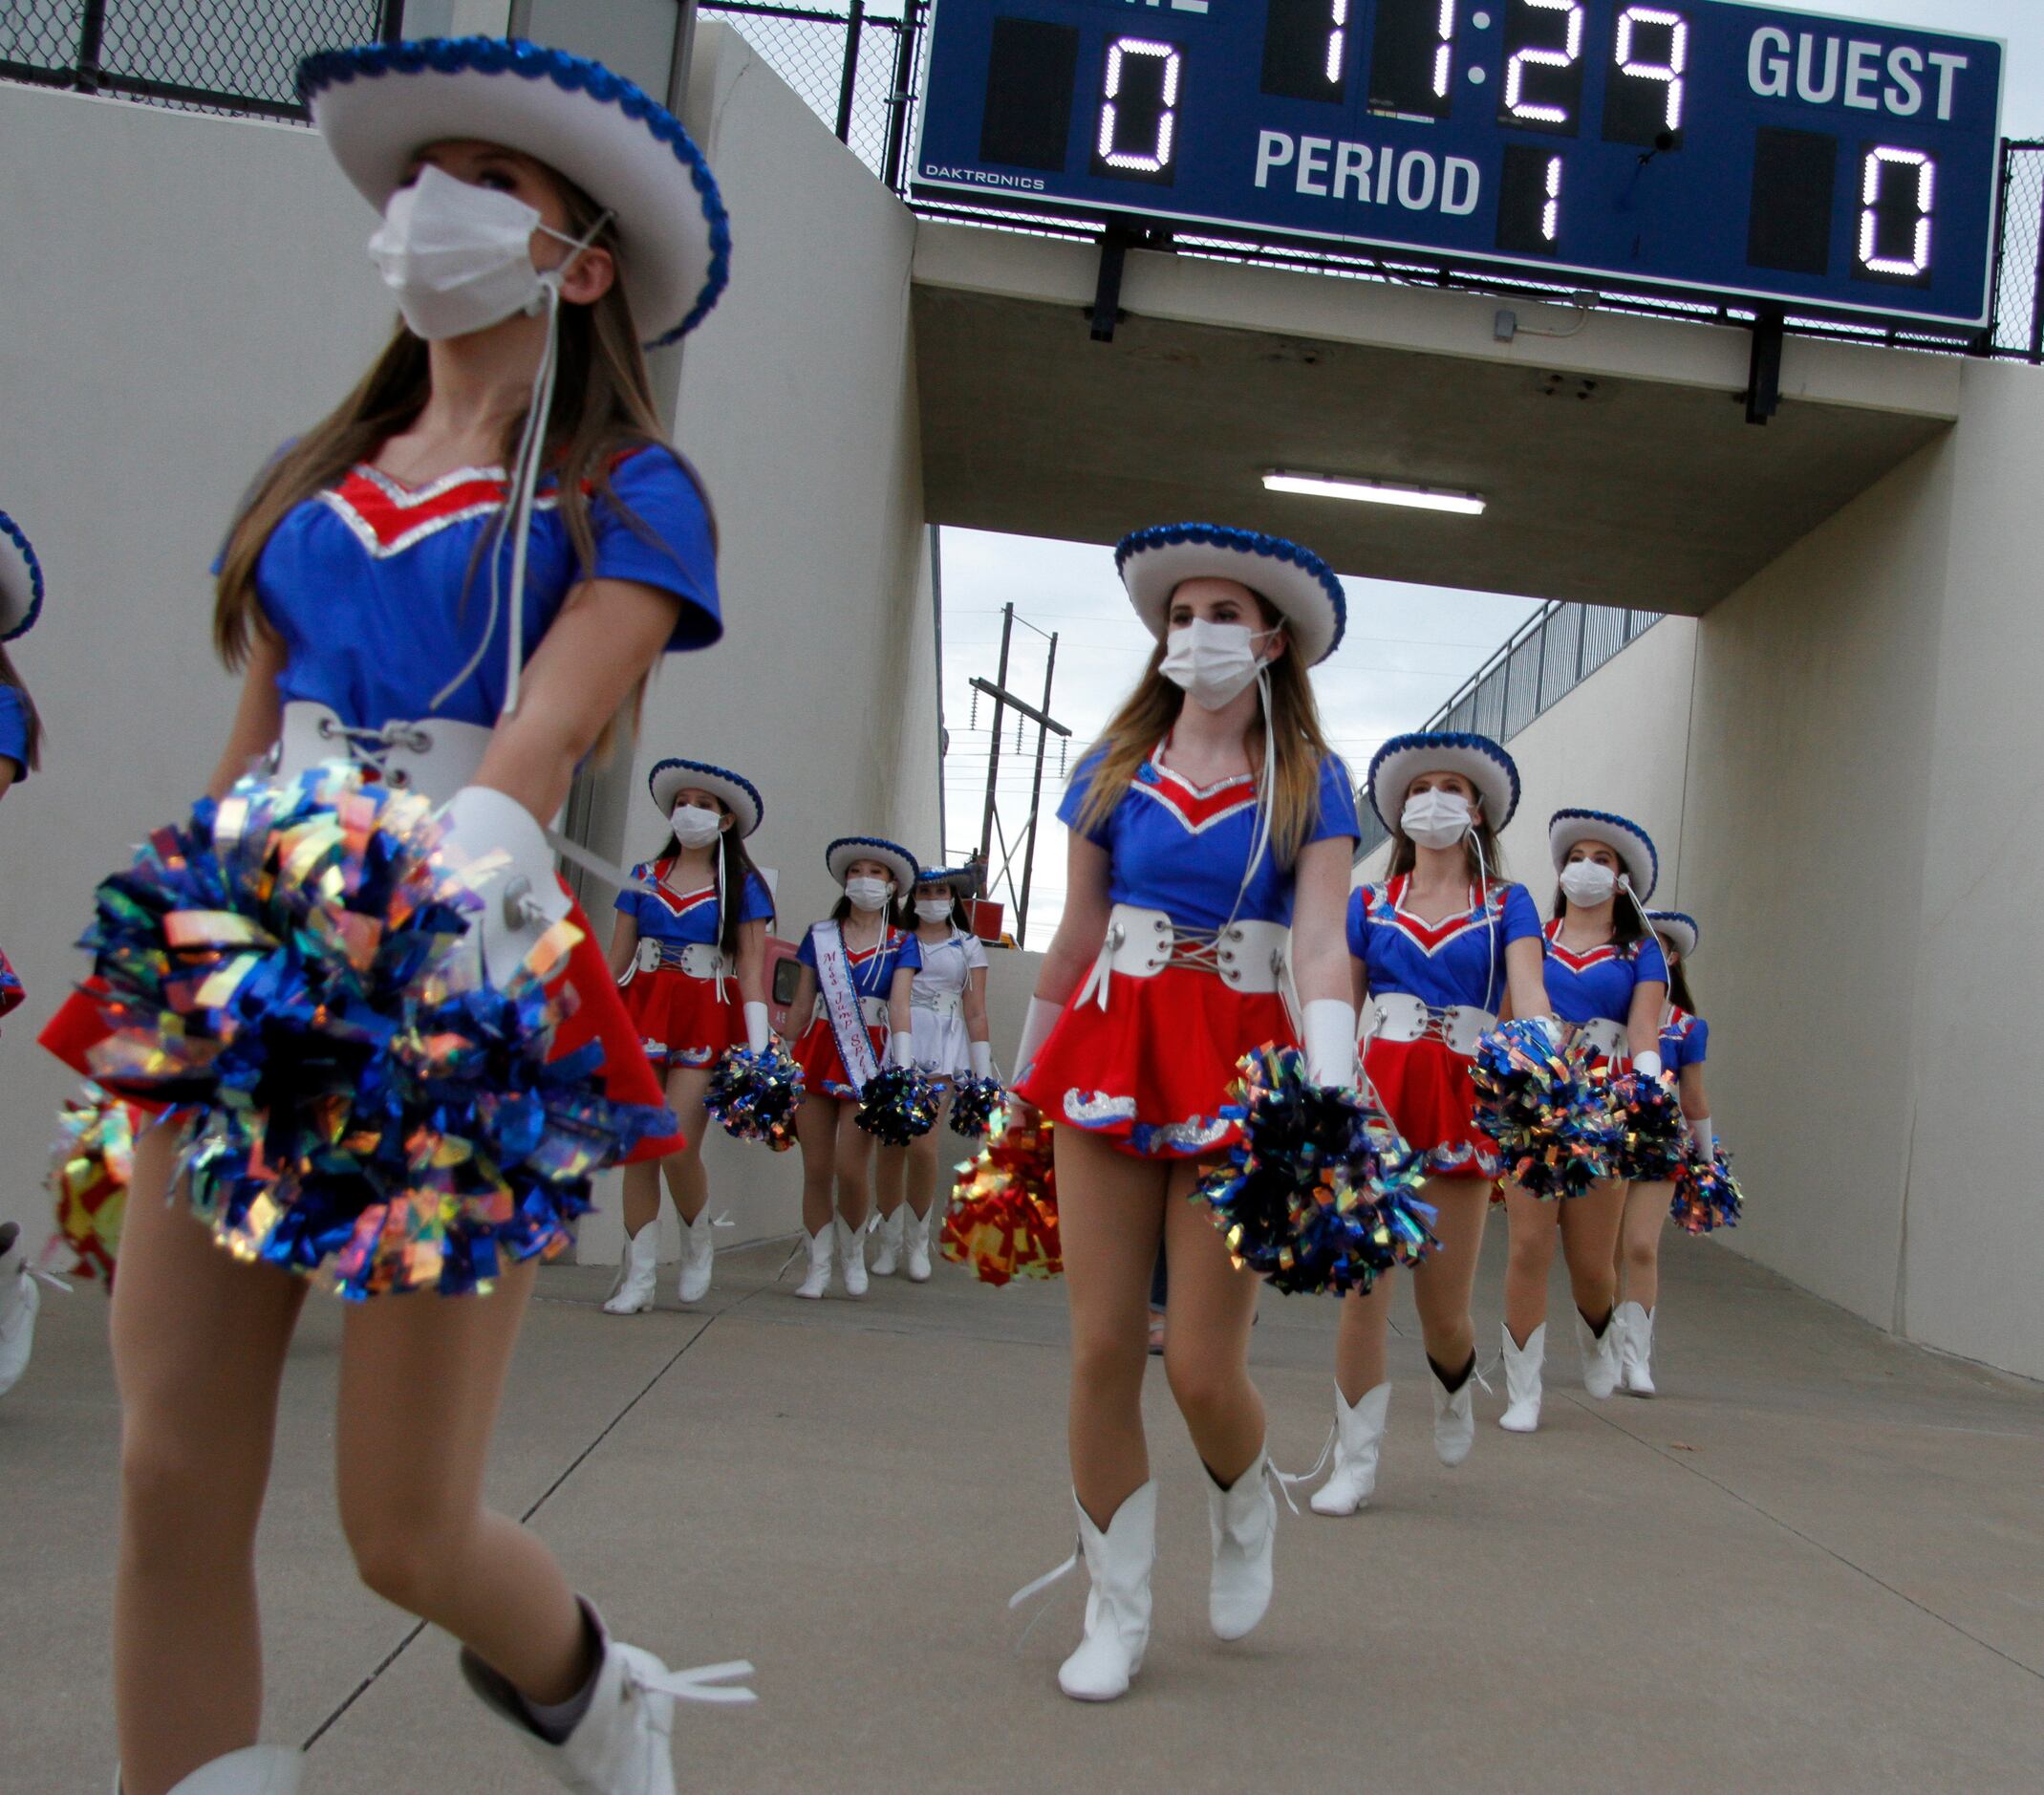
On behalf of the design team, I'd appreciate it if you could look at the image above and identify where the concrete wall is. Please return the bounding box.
[0,26,936,1265]
[1488,370,2044,1381]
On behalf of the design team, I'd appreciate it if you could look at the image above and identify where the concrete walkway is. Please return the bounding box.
[5,1224,2041,1792]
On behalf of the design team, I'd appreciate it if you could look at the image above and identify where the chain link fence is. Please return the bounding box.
[699,1,920,184]
[2,0,398,119]
[1354,600,1659,861]
[1990,142,2044,361]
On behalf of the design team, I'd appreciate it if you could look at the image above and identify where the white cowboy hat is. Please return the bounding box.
[1115,523,1346,666]
[1367,730,1520,833]
[1549,808,1659,901]
[0,511,44,642]
[826,835,918,896]
[1646,910,1699,962]
[647,757,764,838]
[298,35,730,345]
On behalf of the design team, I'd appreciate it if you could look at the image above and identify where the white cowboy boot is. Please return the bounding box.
[792,1227,832,1300]
[903,1206,934,1283]
[869,1208,903,1278]
[1575,1308,1621,1400]
[1430,1362,1477,1467]
[1207,1451,1280,1640]
[602,1223,659,1317]
[0,1223,62,1399]
[1055,1482,1155,1702]
[676,1213,718,1306]
[114,1745,304,1792]
[461,1601,753,1795]
[1499,1322,1545,1433]
[1308,1383,1389,1517]
[834,1217,869,1298]
[1616,1300,1656,1396]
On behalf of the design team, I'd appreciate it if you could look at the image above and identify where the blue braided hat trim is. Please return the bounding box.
[1646,909,1699,953]
[1114,523,1346,659]
[1366,730,1519,830]
[647,756,764,825]
[1549,807,1659,894]
[296,36,731,343]
[0,509,45,642]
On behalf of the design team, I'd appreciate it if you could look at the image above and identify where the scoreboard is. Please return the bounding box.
[913,1,2006,326]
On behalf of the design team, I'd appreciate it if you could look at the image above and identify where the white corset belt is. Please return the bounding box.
[271,701,491,804]
[1363,992,1496,1056]
[635,940,734,981]
[1077,904,1289,1011]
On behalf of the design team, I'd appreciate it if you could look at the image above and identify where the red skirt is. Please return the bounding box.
[1363,1035,1500,1180]
[40,887,683,1164]
[1015,964,1292,1160]
[618,964,742,1072]
[792,1014,887,1101]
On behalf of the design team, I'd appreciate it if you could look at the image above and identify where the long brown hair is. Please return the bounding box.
[212,165,710,755]
[1658,938,1698,1012]
[647,805,773,958]
[0,645,41,773]
[1073,596,1338,867]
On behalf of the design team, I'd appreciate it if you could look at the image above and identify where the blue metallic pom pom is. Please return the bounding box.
[1471,1019,1620,1200]
[947,1073,1004,1138]
[1194,1046,1439,1296]
[1670,1148,1744,1234]
[77,767,672,1298]
[1610,1070,1688,1181]
[855,1065,941,1145]
[704,1043,805,1151]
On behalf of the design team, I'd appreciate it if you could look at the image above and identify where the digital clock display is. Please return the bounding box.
[913,0,2005,326]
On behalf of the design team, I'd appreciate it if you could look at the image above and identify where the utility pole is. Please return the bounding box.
[968,606,1069,945]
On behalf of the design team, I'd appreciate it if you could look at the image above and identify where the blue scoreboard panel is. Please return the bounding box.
[913,1,2005,327]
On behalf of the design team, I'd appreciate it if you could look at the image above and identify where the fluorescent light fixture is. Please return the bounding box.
[1263,470,1487,516]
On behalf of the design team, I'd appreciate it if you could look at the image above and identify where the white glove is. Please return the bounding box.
[1634,1049,1664,1080]
[1690,1114,1715,1159]
[1014,996,1062,1083]
[1302,998,1359,1088]
[970,1040,994,1080]
[1532,1014,1564,1049]
[888,1031,914,1069]
[743,1002,771,1056]
[437,786,572,985]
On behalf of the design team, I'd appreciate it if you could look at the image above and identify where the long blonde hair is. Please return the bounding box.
[211,166,711,753]
[1073,598,1338,867]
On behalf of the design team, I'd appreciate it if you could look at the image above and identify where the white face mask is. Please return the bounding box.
[670,804,722,850]
[914,898,955,923]
[366,163,596,342]
[1560,859,1621,907]
[845,876,892,914]
[1401,789,1474,850]
[1158,618,1276,712]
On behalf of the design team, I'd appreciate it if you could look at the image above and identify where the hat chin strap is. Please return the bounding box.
[430,211,611,720]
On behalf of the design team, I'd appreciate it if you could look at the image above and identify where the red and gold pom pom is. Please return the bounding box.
[941,1111,1061,1287]
[48,1082,140,1288]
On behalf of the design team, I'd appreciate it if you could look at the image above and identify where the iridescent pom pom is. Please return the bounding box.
[942,1111,1061,1285]
[947,1073,1003,1138]
[1610,1070,1687,1181]
[856,1064,941,1144]
[47,1081,140,1288]
[1194,1046,1439,1296]
[705,1043,805,1151]
[76,765,672,1298]
[1670,1148,1744,1234]
[1472,1021,1619,1200]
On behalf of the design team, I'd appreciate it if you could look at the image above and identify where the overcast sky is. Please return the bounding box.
[935,0,2043,941]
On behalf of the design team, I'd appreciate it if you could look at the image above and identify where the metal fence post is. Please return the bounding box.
[378,1,408,44]
[834,0,866,144]
[75,0,107,95]
[2028,151,2044,365]
[881,0,923,192]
